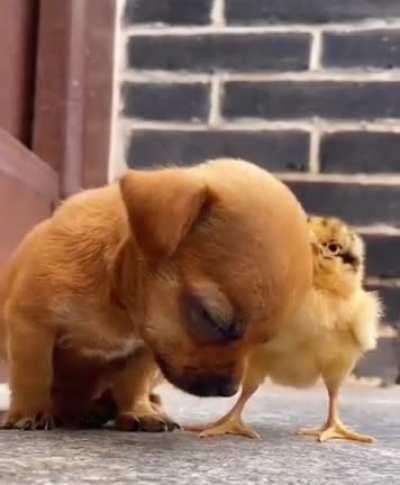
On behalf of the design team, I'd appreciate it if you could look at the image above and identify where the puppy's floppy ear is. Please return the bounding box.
[120,169,211,260]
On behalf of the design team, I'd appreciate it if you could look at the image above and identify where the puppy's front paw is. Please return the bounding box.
[1,410,55,431]
[115,411,180,433]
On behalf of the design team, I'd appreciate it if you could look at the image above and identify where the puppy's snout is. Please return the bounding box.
[156,356,241,397]
[185,375,239,397]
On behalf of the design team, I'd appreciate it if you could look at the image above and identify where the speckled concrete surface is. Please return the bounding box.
[0,383,399,484]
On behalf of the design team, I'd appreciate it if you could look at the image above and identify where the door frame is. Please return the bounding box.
[33,0,117,197]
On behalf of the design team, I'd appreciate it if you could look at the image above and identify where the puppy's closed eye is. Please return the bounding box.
[184,289,245,344]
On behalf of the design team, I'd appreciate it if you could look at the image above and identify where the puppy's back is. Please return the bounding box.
[0,185,128,336]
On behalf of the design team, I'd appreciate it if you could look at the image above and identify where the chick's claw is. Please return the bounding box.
[298,422,375,444]
[186,418,259,439]
[297,426,322,437]
[318,423,375,443]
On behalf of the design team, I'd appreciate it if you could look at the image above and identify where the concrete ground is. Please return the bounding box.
[0,382,399,485]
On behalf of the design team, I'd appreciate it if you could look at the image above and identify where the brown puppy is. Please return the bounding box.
[0,159,312,430]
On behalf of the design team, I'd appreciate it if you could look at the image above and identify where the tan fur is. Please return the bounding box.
[190,216,382,441]
[0,158,312,430]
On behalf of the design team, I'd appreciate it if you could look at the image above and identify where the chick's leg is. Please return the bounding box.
[299,369,375,443]
[186,377,260,439]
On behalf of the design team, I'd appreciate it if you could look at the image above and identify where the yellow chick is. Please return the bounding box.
[188,216,382,443]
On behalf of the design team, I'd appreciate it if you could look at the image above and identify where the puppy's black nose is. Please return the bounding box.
[187,376,239,397]
[217,380,238,397]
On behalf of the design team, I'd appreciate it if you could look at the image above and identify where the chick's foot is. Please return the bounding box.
[186,418,259,439]
[298,420,375,444]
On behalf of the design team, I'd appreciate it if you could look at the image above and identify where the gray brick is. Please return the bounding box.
[323,30,400,69]
[223,82,400,120]
[126,130,310,171]
[226,0,400,25]
[365,234,400,279]
[321,132,400,173]
[366,285,400,328]
[121,82,209,122]
[287,181,400,227]
[127,34,310,73]
[124,0,212,25]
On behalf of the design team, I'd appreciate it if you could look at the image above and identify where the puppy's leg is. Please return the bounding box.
[80,384,163,429]
[186,373,260,439]
[149,371,164,412]
[3,316,55,430]
[113,347,179,432]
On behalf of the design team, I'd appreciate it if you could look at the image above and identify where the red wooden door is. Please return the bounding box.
[0,0,115,262]
[0,133,58,383]
[0,1,59,381]
[0,0,115,381]
[0,129,59,268]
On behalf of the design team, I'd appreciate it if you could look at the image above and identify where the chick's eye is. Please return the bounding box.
[327,242,341,254]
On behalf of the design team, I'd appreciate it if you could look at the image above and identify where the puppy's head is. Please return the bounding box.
[118,159,312,397]
[308,216,365,294]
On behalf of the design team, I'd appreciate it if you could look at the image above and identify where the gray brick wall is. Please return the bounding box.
[113,0,400,343]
